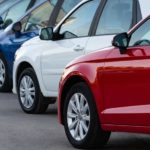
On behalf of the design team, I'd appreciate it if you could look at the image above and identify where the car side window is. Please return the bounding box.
[2,0,31,29]
[59,0,100,39]
[129,19,150,47]
[96,0,133,35]
[22,1,58,32]
[55,0,81,25]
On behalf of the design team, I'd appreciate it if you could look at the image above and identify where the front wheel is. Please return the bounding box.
[17,68,49,114]
[63,82,111,149]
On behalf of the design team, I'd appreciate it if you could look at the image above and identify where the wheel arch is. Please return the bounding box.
[16,61,34,86]
[60,75,94,124]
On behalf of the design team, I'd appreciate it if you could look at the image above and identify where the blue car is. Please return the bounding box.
[0,0,81,92]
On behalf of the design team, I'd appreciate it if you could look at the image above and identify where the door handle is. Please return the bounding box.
[73,45,84,52]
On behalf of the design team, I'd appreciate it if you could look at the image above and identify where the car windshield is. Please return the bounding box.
[0,0,18,14]
[1,0,46,29]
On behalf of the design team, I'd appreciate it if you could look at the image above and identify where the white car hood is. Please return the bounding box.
[22,36,42,47]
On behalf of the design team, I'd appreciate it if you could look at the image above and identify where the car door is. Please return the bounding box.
[41,0,101,93]
[85,0,136,54]
[102,18,150,127]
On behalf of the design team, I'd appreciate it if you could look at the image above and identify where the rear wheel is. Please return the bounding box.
[63,82,111,149]
[0,54,12,92]
[17,68,49,114]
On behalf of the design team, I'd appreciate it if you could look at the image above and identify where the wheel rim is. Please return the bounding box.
[0,59,5,88]
[67,93,90,141]
[19,75,35,109]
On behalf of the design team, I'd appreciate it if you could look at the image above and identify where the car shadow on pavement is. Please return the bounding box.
[39,104,58,115]
[45,107,57,115]
[58,133,150,150]
[95,133,150,150]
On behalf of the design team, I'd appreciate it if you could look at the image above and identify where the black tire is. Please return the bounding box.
[63,82,111,149]
[17,68,49,114]
[0,53,12,92]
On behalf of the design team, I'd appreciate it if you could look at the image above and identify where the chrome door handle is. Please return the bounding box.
[73,45,84,51]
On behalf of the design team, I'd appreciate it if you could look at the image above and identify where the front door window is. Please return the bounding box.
[59,0,100,39]
[96,0,133,35]
[129,19,150,47]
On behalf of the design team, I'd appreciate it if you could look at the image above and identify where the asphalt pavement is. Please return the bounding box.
[0,93,150,150]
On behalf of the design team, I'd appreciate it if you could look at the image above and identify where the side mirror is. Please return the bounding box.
[39,27,53,40]
[12,22,22,38]
[0,16,4,25]
[112,33,129,54]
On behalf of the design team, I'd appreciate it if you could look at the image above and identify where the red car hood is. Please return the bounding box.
[66,46,114,68]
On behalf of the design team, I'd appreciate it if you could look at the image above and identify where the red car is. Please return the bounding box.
[58,15,150,149]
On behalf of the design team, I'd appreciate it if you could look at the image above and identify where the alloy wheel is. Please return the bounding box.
[67,93,90,141]
[19,75,35,109]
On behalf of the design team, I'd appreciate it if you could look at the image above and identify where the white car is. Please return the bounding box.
[13,0,150,113]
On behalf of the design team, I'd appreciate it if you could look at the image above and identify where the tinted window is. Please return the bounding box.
[0,0,16,14]
[34,0,46,5]
[55,0,81,25]
[60,0,100,39]
[96,0,133,35]
[22,1,57,32]
[2,0,39,29]
[129,19,150,46]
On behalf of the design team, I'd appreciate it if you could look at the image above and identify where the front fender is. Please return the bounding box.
[58,62,105,124]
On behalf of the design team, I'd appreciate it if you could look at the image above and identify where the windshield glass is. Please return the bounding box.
[1,0,46,29]
[0,0,17,14]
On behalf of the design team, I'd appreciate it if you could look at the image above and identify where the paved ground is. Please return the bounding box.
[0,93,150,150]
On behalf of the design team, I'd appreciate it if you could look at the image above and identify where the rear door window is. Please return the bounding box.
[96,0,134,35]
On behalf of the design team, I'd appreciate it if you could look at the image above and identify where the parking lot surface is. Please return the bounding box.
[0,93,150,150]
